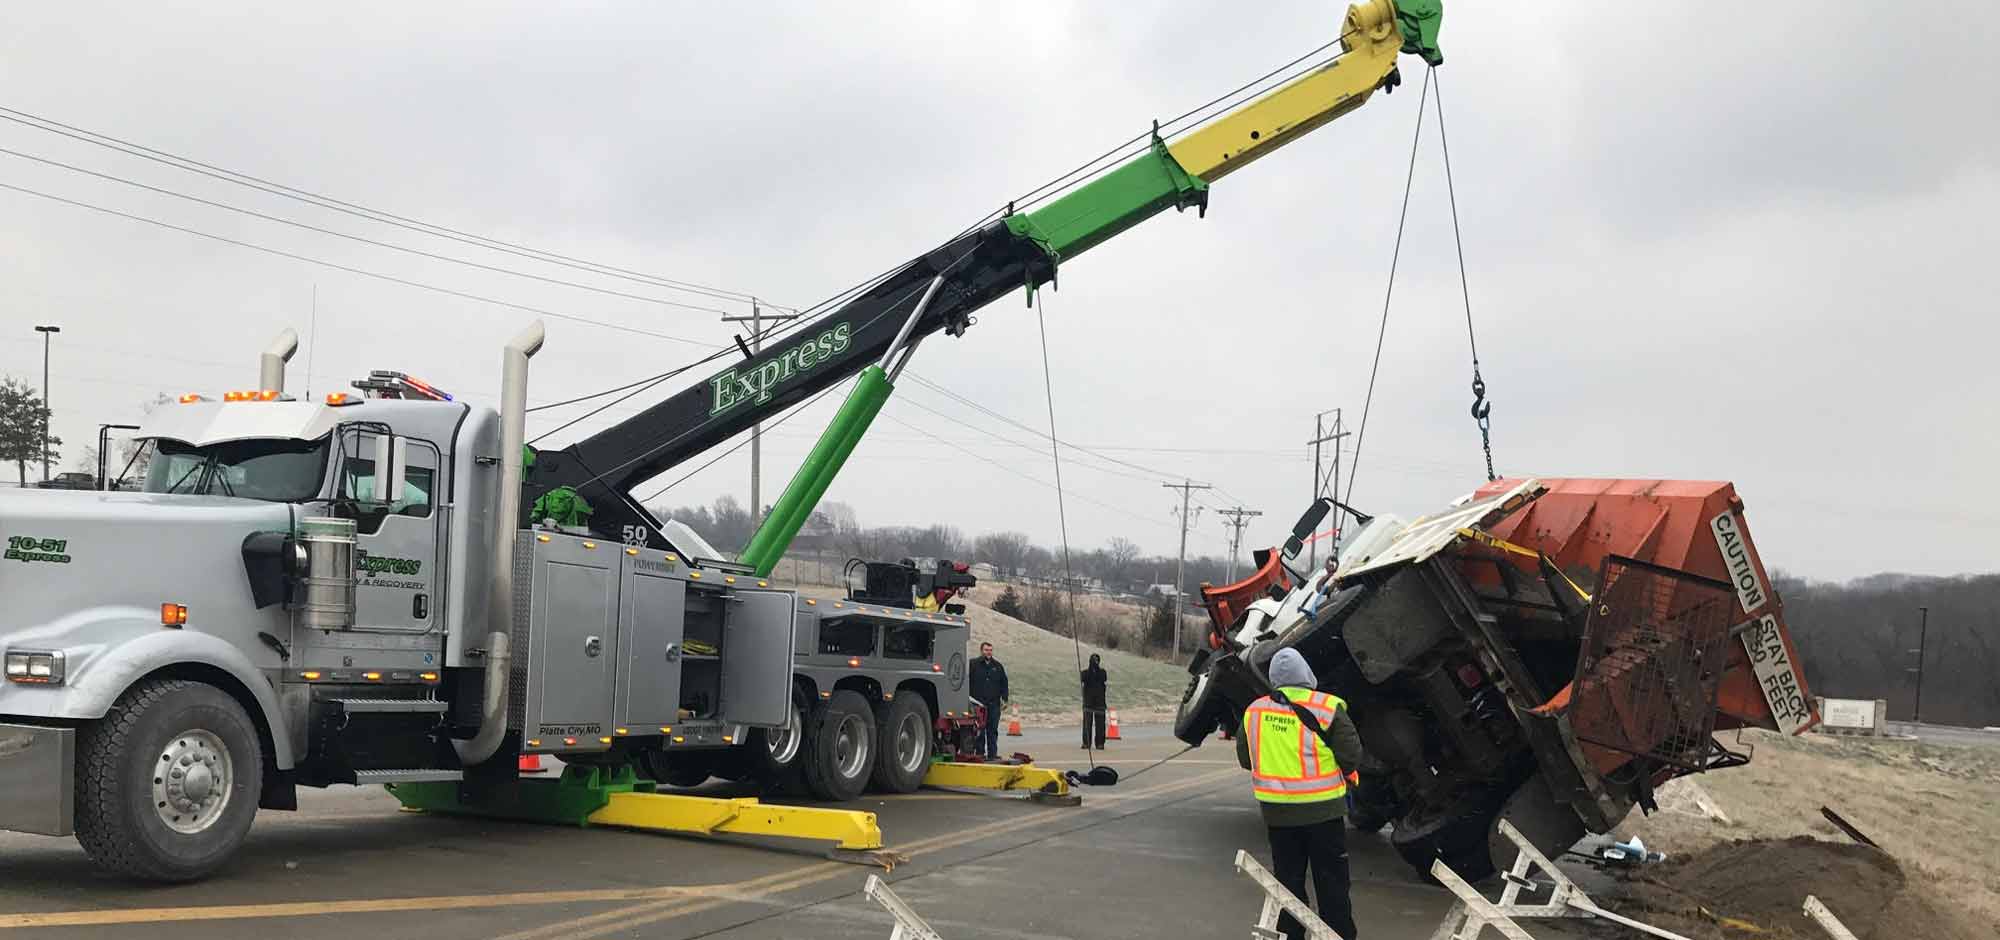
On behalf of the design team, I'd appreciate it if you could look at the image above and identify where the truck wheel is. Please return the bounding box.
[1489,773,1585,874]
[1173,667,1225,746]
[1392,804,1500,883]
[74,678,263,882]
[803,691,874,802]
[870,691,931,794]
[747,694,809,795]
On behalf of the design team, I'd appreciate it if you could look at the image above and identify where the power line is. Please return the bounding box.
[904,373,1204,484]
[876,411,1183,537]
[0,180,718,346]
[0,104,786,310]
[0,144,741,316]
[892,393,1161,486]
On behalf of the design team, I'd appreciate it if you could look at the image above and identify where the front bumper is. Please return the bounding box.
[0,722,74,836]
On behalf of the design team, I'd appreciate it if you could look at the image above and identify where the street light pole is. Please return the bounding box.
[34,325,60,483]
[1911,605,1929,727]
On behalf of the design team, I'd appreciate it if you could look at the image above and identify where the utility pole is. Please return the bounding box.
[1306,408,1348,567]
[1909,605,1929,728]
[1163,479,1212,656]
[34,325,60,483]
[1217,506,1262,583]
[720,300,800,523]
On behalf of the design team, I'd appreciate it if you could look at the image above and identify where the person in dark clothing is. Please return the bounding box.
[1080,653,1109,748]
[968,641,1009,759]
[1236,648,1364,940]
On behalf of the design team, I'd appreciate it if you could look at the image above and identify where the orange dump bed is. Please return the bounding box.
[1474,478,1818,739]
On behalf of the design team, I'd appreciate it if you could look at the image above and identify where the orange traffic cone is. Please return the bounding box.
[1006,705,1023,736]
[519,753,545,774]
[1105,709,1122,741]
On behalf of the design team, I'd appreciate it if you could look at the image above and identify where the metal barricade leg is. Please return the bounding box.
[1426,821,1697,940]
[864,874,946,940]
[1234,849,1344,940]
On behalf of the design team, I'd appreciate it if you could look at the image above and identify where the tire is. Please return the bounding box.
[746,691,809,795]
[1346,768,1401,834]
[1173,666,1226,746]
[1489,773,1586,875]
[74,678,263,882]
[802,691,875,802]
[1392,802,1502,883]
[870,691,932,794]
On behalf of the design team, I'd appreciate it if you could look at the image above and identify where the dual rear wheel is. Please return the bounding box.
[748,687,933,801]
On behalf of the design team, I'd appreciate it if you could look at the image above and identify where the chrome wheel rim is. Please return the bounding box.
[833,713,869,779]
[768,707,802,765]
[894,710,928,774]
[152,729,234,835]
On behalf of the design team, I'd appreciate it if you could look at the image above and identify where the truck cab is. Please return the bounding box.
[0,334,940,881]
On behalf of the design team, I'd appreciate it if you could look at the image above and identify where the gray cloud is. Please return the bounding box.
[1,1,1992,580]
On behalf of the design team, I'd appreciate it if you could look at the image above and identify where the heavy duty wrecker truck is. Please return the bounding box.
[0,1,1464,881]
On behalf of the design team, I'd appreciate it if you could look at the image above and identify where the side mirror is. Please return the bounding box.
[1282,498,1332,560]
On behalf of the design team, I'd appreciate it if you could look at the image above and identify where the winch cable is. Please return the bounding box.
[1031,290,1099,773]
[1432,72,1496,482]
[1341,66,1432,533]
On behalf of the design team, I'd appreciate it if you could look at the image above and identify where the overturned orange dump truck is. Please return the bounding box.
[1176,478,1815,879]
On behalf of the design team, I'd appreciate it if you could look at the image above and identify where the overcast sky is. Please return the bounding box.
[2,2,1994,582]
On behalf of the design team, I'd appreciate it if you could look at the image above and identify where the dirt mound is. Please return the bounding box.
[1612,836,1985,940]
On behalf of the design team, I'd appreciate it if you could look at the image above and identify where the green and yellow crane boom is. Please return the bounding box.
[524,0,1444,573]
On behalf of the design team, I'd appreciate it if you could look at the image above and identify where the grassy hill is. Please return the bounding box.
[792,583,1192,721]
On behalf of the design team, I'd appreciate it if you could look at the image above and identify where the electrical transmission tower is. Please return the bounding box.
[1307,408,1349,567]
[1163,479,1212,656]
[1217,507,1262,583]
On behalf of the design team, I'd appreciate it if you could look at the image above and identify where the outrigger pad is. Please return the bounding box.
[1065,766,1120,787]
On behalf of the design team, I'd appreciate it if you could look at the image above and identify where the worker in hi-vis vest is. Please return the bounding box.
[1236,648,1365,940]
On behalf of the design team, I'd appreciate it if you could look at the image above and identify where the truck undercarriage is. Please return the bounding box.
[1178,478,1815,879]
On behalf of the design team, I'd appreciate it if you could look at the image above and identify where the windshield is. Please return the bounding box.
[142,437,331,501]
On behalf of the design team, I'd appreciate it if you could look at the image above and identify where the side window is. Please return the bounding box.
[340,432,438,519]
[817,619,876,657]
[882,625,933,661]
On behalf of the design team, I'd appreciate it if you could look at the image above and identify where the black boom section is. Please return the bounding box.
[526,219,1053,549]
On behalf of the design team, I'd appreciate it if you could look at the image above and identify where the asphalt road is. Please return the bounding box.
[0,727,1581,939]
[1898,721,2000,748]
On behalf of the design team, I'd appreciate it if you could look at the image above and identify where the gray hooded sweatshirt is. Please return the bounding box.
[1236,648,1366,826]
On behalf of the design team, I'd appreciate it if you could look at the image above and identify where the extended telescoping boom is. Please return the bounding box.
[0,1,1445,883]
[526,0,1444,572]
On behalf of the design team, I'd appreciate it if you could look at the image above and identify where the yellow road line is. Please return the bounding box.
[2,767,1239,934]
[516,767,1242,940]
[0,886,700,929]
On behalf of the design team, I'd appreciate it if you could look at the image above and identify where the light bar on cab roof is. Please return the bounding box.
[399,374,452,401]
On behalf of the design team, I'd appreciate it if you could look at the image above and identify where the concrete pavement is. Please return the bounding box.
[0,726,1572,939]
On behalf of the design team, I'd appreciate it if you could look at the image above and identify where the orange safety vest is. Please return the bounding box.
[1244,687,1349,804]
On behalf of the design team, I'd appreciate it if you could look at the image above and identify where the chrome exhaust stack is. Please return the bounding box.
[260,329,299,395]
[455,320,544,767]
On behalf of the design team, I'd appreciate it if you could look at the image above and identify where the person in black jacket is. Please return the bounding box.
[968,642,1009,759]
[1080,653,1109,748]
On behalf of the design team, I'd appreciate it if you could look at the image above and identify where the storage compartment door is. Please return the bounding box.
[616,566,687,730]
[529,560,618,738]
[719,589,798,729]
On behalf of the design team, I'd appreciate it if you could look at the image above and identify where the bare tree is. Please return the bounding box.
[974,531,1032,577]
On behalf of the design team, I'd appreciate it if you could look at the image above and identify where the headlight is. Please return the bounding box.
[3,650,65,685]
